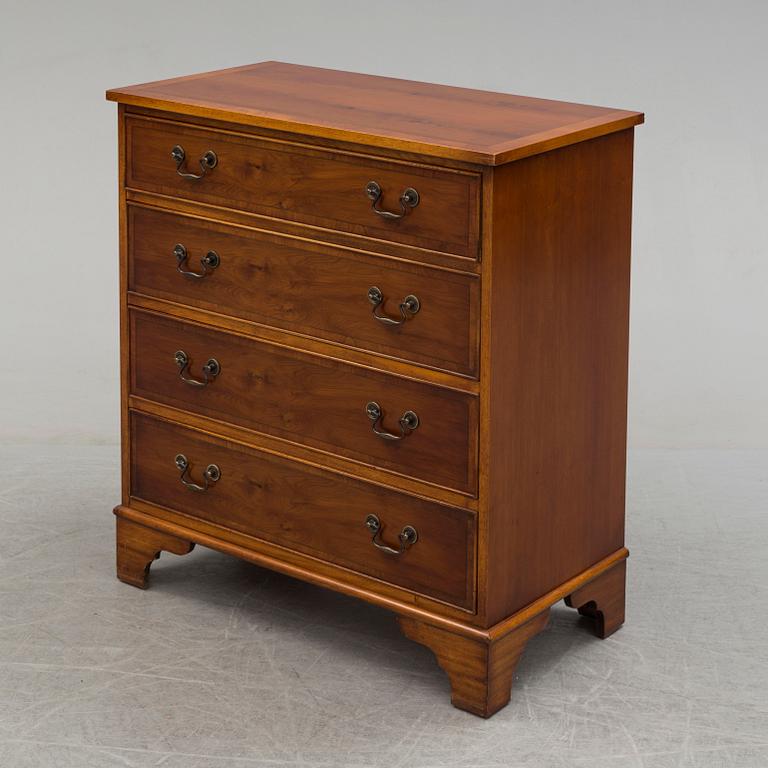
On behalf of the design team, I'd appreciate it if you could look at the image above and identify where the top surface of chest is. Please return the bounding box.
[107,61,643,165]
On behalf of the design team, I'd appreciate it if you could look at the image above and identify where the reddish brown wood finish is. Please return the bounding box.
[565,558,626,638]
[129,204,479,376]
[118,103,131,504]
[127,292,479,398]
[107,61,643,165]
[126,115,481,258]
[480,130,634,625]
[116,516,194,588]
[130,413,476,609]
[130,310,477,495]
[109,65,640,717]
[129,395,476,513]
[126,185,479,273]
[399,610,550,717]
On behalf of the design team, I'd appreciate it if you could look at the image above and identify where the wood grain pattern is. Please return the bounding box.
[398,610,550,717]
[130,412,476,609]
[130,309,478,495]
[126,115,481,258]
[109,64,640,717]
[126,104,486,172]
[128,292,479,396]
[129,395,478,512]
[126,187,481,272]
[129,204,479,376]
[481,129,634,625]
[107,61,643,165]
[117,500,628,636]
[565,558,626,638]
[119,497,478,619]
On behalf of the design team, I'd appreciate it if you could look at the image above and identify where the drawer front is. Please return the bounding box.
[131,311,478,495]
[126,117,481,259]
[129,206,479,376]
[131,413,475,609]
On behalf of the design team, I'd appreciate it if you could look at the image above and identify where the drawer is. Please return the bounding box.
[125,116,481,259]
[129,206,479,377]
[130,311,478,495]
[131,413,475,609]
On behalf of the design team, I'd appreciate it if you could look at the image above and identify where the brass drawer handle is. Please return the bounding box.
[366,401,419,441]
[365,181,419,220]
[175,243,220,279]
[174,453,221,492]
[174,350,220,387]
[367,286,420,326]
[365,514,418,555]
[171,144,218,180]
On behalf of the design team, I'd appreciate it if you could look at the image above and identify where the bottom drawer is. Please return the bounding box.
[130,413,475,610]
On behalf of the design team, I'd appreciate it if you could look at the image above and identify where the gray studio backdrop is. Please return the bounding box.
[1,0,766,448]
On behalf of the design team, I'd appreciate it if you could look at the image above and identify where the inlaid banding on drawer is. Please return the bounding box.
[129,206,479,377]
[130,310,479,495]
[130,413,475,609]
[125,116,481,258]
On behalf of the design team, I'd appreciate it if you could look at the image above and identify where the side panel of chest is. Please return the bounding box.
[481,129,634,624]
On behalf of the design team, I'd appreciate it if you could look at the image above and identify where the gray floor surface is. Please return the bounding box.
[0,444,766,767]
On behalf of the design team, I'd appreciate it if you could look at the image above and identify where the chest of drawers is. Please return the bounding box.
[107,62,643,717]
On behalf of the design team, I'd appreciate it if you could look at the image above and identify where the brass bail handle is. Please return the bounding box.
[364,514,418,555]
[174,454,221,492]
[171,144,218,180]
[367,286,420,326]
[365,181,419,219]
[174,243,220,279]
[365,402,419,441]
[174,350,220,387]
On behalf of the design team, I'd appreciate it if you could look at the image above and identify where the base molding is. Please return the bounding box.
[565,558,626,638]
[113,505,627,715]
[399,610,550,717]
[397,555,627,717]
[116,516,194,588]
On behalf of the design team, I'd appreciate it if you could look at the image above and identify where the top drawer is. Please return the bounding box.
[125,116,481,259]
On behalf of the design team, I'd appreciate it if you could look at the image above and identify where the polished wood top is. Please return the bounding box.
[107,61,643,165]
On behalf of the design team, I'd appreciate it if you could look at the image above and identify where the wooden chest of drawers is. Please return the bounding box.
[107,62,643,717]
